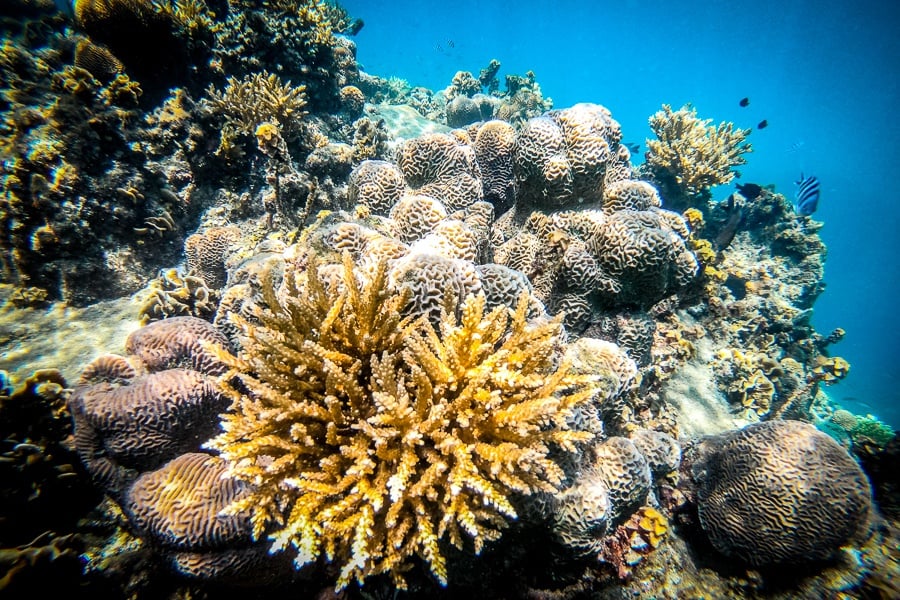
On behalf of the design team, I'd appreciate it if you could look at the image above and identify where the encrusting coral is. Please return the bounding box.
[204,252,601,589]
[644,104,752,203]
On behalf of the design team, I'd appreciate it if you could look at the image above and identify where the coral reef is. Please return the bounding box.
[0,4,892,597]
[123,452,284,582]
[205,251,600,588]
[690,420,872,566]
[643,104,752,205]
[513,103,630,210]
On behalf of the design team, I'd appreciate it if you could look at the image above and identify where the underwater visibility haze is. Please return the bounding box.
[0,0,898,597]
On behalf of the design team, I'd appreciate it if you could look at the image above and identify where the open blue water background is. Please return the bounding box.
[344,0,900,427]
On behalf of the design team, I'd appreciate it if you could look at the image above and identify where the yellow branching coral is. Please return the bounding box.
[205,253,598,589]
[646,104,752,197]
[206,71,308,140]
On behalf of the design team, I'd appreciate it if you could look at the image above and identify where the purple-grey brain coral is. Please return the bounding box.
[693,420,872,566]
[125,453,253,550]
[125,453,285,582]
[69,369,228,478]
[125,315,231,375]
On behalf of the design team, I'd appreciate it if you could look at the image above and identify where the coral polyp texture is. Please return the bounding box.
[513,103,631,209]
[204,253,600,588]
[124,452,279,581]
[644,103,752,202]
[691,420,872,566]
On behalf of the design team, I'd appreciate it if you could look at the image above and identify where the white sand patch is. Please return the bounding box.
[0,285,143,386]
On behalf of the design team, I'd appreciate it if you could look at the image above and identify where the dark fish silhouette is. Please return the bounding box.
[447,39,455,48]
[795,173,820,216]
[624,142,641,154]
[714,193,745,250]
[739,97,749,107]
[757,119,768,129]
[736,182,763,200]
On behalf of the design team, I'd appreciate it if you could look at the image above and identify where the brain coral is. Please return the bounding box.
[553,473,613,555]
[390,194,449,244]
[125,452,283,581]
[185,226,241,289]
[125,452,252,551]
[591,437,652,524]
[473,120,517,213]
[396,133,484,212]
[348,160,406,215]
[692,420,872,565]
[69,369,228,491]
[514,103,631,209]
[585,209,698,307]
[125,315,231,375]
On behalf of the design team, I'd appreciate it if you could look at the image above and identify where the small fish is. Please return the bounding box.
[757,119,768,129]
[736,182,763,200]
[785,140,805,153]
[714,193,745,250]
[447,39,455,48]
[624,142,641,154]
[795,173,821,216]
[739,97,750,107]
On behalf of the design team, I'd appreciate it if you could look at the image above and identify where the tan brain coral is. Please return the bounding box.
[185,226,240,289]
[693,420,872,565]
[389,194,448,243]
[125,315,231,375]
[514,103,628,209]
[585,209,698,307]
[125,452,253,550]
[473,120,516,212]
[125,452,285,581]
[348,160,406,215]
[396,133,483,211]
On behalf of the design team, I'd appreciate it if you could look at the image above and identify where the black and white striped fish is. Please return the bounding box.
[795,173,820,216]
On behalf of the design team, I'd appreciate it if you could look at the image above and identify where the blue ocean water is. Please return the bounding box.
[344,0,900,428]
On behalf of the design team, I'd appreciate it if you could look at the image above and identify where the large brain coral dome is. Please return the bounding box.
[692,420,872,566]
[514,103,632,209]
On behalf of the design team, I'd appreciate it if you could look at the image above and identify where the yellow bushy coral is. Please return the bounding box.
[206,71,308,139]
[205,253,598,589]
[646,104,752,197]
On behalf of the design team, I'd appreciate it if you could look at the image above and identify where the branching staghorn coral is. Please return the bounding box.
[205,253,598,589]
[645,104,752,198]
[206,71,308,143]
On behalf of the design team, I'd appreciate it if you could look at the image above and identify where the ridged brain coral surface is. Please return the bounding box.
[204,255,599,589]
[514,103,630,209]
[125,315,231,375]
[69,369,227,472]
[695,420,872,565]
[125,453,253,551]
[184,226,241,289]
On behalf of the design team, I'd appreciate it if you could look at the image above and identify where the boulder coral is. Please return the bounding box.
[203,252,601,589]
[691,420,872,566]
[124,452,283,582]
[513,103,631,209]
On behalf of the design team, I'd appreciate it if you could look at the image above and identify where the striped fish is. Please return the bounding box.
[795,173,820,216]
